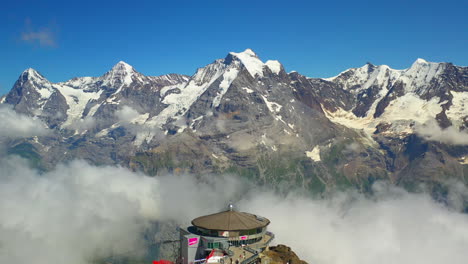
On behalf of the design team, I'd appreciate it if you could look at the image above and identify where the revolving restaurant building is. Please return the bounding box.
[179,206,273,264]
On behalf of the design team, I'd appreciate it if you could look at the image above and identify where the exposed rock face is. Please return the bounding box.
[260,245,307,264]
[1,50,468,197]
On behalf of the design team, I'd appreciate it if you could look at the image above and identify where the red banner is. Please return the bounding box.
[153,260,173,264]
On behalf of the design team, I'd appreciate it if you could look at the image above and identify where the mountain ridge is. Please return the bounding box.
[2,49,468,201]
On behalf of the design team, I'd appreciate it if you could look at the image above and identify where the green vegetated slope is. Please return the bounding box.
[127,131,468,204]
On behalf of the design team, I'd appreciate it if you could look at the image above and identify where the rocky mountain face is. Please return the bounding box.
[260,245,308,264]
[314,59,468,191]
[2,49,468,198]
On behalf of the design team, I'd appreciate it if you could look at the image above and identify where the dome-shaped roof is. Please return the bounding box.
[191,210,270,231]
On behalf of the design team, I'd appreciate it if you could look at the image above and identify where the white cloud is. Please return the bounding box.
[113,106,168,142]
[21,30,56,47]
[227,133,257,151]
[343,142,360,153]
[67,116,96,132]
[241,183,468,264]
[21,19,57,48]
[415,119,468,145]
[0,105,49,138]
[115,105,141,123]
[1,157,468,264]
[0,157,245,264]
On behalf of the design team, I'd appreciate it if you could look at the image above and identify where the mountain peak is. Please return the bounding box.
[230,48,258,58]
[20,68,47,83]
[414,58,428,64]
[101,61,138,86]
[415,58,427,63]
[110,61,134,73]
[265,60,283,74]
[22,68,40,76]
[410,58,444,68]
[228,49,265,78]
[408,58,444,73]
[241,48,257,57]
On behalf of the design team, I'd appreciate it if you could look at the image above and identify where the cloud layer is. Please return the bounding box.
[242,184,468,264]
[0,157,245,264]
[415,119,468,145]
[0,105,49,138]
[1,157,468,264]
[115,105,141,123]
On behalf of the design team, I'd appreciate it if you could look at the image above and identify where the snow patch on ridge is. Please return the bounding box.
[60,86,103,128]
[446,91,468,128]
[381,94,442,124]
[261,95,282,114]
[63,77,96,89]
[324,93,444,135]
[265,60,282,74]
[212,68,239,108]
[230,49,265,78]
[242,87,254,94]
[261,95,289,125]
[135,60,229,145]
[36,85,53,99]
[306,146,321,162]
[87,103,101,117]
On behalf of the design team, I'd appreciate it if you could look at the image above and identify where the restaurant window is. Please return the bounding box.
[240,229,257,236]
[207,242,220,249]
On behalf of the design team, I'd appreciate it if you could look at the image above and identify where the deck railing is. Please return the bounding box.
[240,253,258,264]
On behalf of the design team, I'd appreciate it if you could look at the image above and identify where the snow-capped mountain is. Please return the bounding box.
[4,61,190,131]
[2,49,468,196]
[319,58,468,134]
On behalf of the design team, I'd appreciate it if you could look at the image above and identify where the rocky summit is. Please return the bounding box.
[2,49,468,198]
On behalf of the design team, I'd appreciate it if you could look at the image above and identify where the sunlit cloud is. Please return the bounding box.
[415,119,468,145]
[1,156,468,264]
[0,104,49,138]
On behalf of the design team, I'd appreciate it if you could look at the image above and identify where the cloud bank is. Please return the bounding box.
[415,119,468,145]
[67,116,96,132]
[0,157,245,264]
[0,105,49,138]
[1,156,468,264]
[242,184,468,264]
[115,105,141,123]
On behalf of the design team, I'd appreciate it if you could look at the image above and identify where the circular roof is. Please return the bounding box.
[192,210,270,231]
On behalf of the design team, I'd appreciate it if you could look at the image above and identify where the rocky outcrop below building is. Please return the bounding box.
[259,245,308,264]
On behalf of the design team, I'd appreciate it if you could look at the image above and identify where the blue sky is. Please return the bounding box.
[1,0,466,95]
